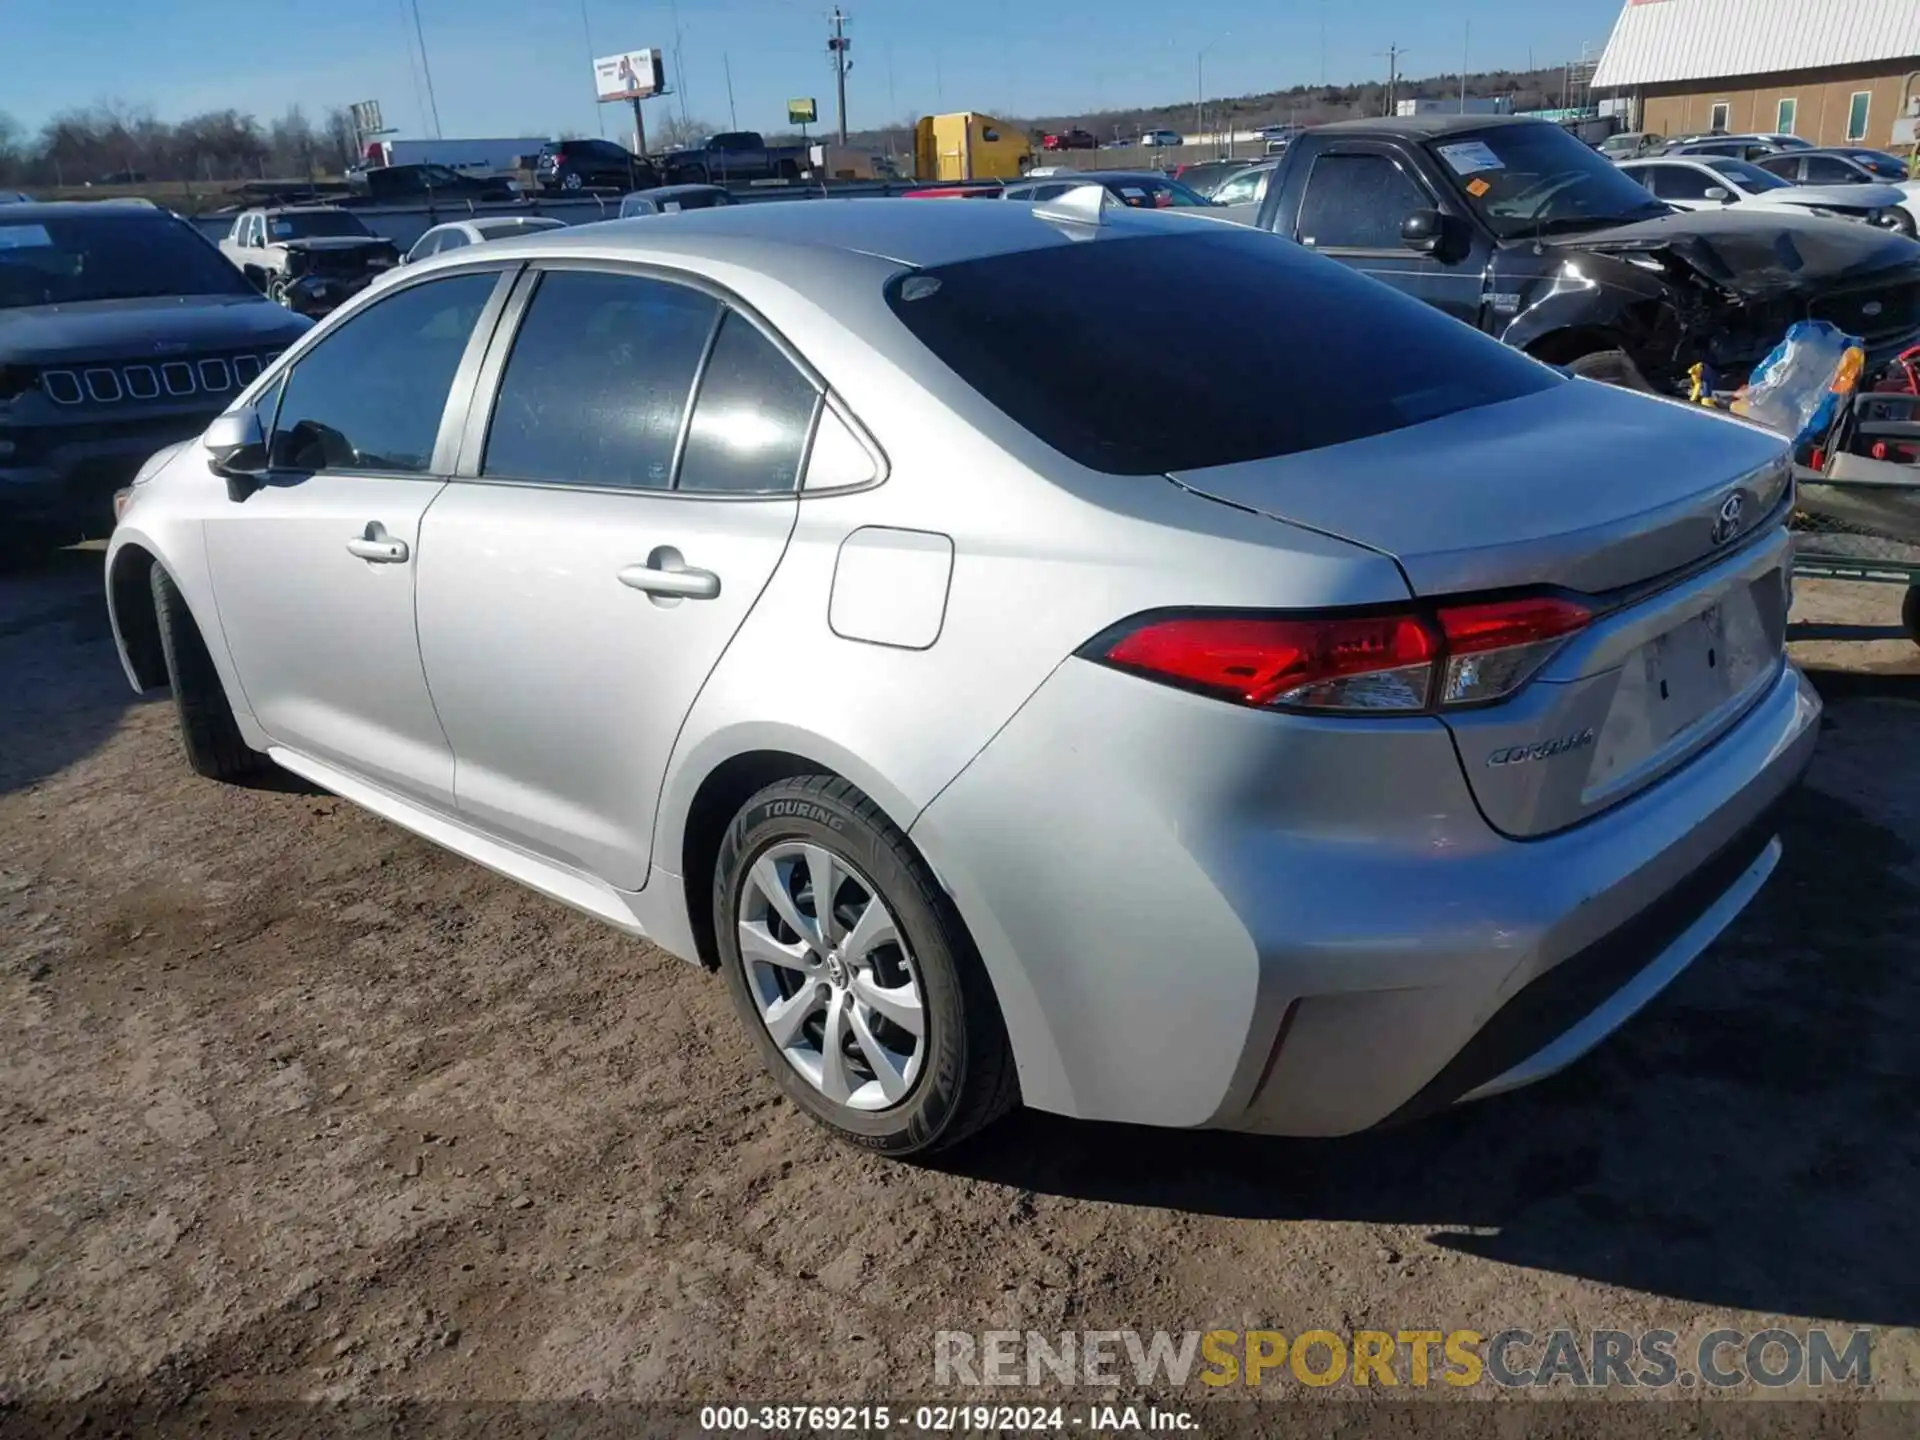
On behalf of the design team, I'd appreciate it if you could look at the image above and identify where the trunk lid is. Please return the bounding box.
[1169,380,1794,836]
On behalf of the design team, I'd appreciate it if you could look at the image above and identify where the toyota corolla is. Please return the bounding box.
[105,195,1819,1155]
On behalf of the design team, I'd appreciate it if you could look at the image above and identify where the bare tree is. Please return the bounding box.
[654,114,718,150]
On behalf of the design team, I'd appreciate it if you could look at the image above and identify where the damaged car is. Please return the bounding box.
[1252,115,1920,393]
[218,206,400,318]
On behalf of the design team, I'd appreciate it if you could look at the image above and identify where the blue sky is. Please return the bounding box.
[8,0,1624,140]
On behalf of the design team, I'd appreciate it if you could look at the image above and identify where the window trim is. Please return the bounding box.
[450,256,887,501]
[261,265,520,483]
[1775,97,1797,135]
[1294,144,1443,256]
[1846,90,1872,143]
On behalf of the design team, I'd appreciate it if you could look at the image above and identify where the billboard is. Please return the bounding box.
[788,98,818,125]
[349,100,386,137]
[595,49,664,102]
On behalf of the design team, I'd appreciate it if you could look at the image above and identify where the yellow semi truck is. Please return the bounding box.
[913,113,1033,181]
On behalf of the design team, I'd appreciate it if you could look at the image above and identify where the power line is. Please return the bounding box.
[408,0,443,138]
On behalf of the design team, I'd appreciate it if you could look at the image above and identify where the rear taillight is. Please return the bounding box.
[1090,595,1591,715]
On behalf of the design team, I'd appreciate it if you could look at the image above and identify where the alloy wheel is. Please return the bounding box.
[737,841,926,1111]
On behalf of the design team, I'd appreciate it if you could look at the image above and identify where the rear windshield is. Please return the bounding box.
[0,212,252,308]
[884,228,1557,475]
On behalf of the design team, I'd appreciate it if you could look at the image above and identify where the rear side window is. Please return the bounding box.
[885,229,1557,476]
[271,272,497,474]
[1297,153,1430,249]
[483,270,719,489]
[677,312,819,494]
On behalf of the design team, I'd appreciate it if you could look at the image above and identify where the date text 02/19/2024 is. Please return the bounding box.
[698,1404,1199,1432]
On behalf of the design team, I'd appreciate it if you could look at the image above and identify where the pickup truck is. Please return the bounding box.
[1250,115,1920,393]
[346,163,519,204]
[659,131,808,185]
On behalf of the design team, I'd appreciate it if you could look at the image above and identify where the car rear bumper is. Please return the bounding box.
[910,654,1820,1134]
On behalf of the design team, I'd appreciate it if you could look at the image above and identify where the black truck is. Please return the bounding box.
[659,131,808,185]
[1251,115,1920,394]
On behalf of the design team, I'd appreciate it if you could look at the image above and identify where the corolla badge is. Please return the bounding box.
[1710,491,1745,546]
[1487,729,1596,767]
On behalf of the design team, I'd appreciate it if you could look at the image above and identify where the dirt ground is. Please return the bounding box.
[5,551,1920,1427]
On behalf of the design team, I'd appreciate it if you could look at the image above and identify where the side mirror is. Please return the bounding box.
[1703,186,1732,203]
[204,407,269,497]
[1401,208,1448,254]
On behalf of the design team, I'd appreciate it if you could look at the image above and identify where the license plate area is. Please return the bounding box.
[1586,581,1778,805]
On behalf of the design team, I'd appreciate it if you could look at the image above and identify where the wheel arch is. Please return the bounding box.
[669,733,927,973]
[106,539,168,691]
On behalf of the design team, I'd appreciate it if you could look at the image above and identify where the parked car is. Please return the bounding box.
[1755,149,1920,233]
[1251,115,1920,392]
[348,163,520,203]
[1660,137,1791,162]
[1171,158,1255,197]
[218,206,402,316]
[618,184,737,217]
[536,139,657,193]
[1042,129,1098,152]
[107,200,1821,1153]
[900,183,1007,199]
[1618,156,1913,233]
[0,202,309,553]
[1206,159,1281,215]
[658,131,807,185]
[1139,129,1184,148]
[1599,131,1664,160]
[1781,147,1912,181]
[403,216,566,265]
[1000,171,1212,208]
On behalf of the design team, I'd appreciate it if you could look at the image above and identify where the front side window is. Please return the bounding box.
[1211,168,1267,206]
[1644,164,1720,201]
[270,272,498,474]
[677,312,818,494]
[1297,153,1429,249]
[1847,92,1872,143]
[886,228,1558,475]
[483,270,719,489]
[1804,155,1865,185]
[1755,154,1802,181]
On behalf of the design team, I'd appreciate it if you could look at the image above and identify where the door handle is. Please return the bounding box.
[346,522,408,564]
[618,547,721,601]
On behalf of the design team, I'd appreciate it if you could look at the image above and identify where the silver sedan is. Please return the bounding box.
[106,192,1819,1155]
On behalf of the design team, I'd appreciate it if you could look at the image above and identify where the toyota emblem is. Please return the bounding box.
[1710,491,1745,546]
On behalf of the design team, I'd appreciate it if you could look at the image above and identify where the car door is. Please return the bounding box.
[203,267,513,807]
[1803,154,1869,188]
[414,265,819,889]
[1290,144,1487,327]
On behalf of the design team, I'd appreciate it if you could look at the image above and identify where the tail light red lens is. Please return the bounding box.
[1092,595,1592,715]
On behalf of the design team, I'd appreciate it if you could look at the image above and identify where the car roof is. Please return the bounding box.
[1319,113,1547,138]
[1022,170,1183,184]
[1788,147,1873,159]
[260,204,351,216]
[424,194,1221,272]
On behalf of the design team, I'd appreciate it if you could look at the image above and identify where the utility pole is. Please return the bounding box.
[408,0,443,138]
[724,52,738,130]
[1383,43,1405,118]
[827,7,852,144]
[580,0,604,135]
[1461,22,1469,112]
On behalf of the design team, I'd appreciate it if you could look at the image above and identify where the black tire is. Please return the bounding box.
[149,564,262,782]
[1904,585,1920,648]
[714,775,1018,1156]
[1563,348,1656,392]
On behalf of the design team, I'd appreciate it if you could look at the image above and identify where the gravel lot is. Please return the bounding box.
[4,550,1920,1425]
